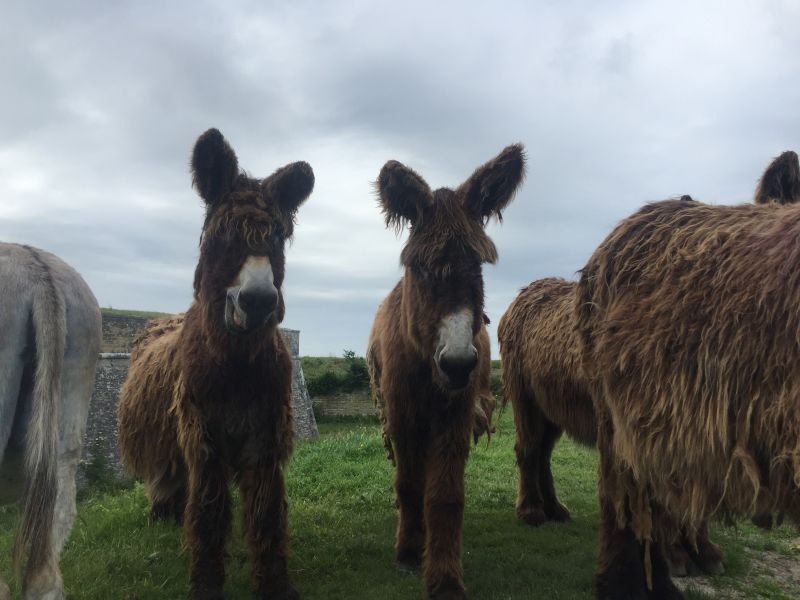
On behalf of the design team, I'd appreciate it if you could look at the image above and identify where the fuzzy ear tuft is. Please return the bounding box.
[264,161,315,215]
[460,144,526,221]
[376,160,433,230]
[754,150,800,205]
[191,128,239,205]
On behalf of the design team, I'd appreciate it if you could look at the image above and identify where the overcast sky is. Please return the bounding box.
[1,1,798,356]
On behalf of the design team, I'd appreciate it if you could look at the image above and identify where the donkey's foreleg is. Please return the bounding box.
[423,431,469,600]
[392,436,427,571]
[240,462,297,600]
[185,458,232,600]
[683,521,724,576]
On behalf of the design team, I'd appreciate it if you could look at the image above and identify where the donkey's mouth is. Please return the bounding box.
[224,294,251,335]
[224,291,276,335]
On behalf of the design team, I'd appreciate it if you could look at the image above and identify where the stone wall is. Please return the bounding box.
[100,314,152,353]
[79,318,318,486]
[312,390,377,418]
[79,354,130,485]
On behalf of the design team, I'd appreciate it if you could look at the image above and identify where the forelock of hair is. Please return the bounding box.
[399,190,498,274]
[201,199,291,251]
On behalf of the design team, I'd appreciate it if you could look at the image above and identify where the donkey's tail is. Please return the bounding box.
[13,247,65,573]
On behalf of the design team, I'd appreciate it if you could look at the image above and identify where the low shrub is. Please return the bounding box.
[306,350,370,397]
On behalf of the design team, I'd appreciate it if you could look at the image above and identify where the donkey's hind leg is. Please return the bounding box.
[17,381,64,600]
[146,469,187,524]
[0,348,23,600]
[511,387,550,526]
[537,417,569,522]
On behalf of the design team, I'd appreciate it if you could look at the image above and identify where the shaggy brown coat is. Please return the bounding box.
[367,145,525,599]
[576,198,800,598]
[498,276,725,577]
[754,150,800,205]
[117,129,313,600]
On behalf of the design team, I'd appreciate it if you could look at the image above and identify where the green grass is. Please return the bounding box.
[101,307,173,319]
[300,356,352,381]
[1,410,797,599]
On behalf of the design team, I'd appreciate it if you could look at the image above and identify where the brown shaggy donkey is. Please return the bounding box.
[367,145,525,599]
[498,276,723,577]
[498,150,800,578]
[117,129,314,600]
[576,192,800,599]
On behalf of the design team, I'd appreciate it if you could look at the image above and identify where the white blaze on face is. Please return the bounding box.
[237,255,273,287]
[231,255,275,329]
[435,307,475,362]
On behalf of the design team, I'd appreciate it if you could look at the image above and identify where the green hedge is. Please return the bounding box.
[305,350,370,397]
[304,351,503,400]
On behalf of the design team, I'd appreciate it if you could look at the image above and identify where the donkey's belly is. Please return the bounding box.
[0,446,26,505]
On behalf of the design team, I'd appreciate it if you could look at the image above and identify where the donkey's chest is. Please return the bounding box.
[205,394,289,467]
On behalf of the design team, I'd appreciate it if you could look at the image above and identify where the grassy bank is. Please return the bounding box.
[101,308,173,319]
[1,411,797,599]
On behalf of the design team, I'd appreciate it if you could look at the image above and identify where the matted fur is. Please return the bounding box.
[498,278,595,520]
[117,128,313,599]
[576,198,800,595]
[754,150,800,205]
[368,144,525,599]
[498,276,724,576]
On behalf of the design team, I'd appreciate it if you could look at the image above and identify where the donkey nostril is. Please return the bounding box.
[238,285,278,317]
[438,351,478,388]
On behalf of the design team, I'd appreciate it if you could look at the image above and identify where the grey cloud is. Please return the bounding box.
[1,0,799,357]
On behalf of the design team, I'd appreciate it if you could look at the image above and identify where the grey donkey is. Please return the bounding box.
[0,243,101,600]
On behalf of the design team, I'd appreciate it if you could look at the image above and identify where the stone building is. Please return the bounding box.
[80,315,318,486]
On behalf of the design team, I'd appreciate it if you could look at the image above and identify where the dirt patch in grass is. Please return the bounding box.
[677,537,800,599]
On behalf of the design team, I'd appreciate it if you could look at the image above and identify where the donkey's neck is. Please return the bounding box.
[186,302,280,366]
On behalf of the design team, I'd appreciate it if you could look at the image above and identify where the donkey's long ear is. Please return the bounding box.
[264,161,315,215]
[376,160,433,229]
[754,150,800,205]
[460,144,526,221]
[191,128,239,205]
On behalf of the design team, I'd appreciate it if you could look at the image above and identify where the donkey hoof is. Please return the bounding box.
[751,512,774,530]
[0,580,10,600]
[429,582,467,600]
[668,560,689,578]
[517,504,547,526]
[594,572,648,600]
[697,558,725,576]
[189,587,224,600]
[23,567,64,600]
[666,544,691,578]
[264,586,299,600]
[545,502,572,522]
[648,582,685,600]
[431,592,467,600]
[395,547,422,572]
[395,558,422,573]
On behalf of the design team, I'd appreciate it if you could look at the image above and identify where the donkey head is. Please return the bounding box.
[377,144,525,391]
[754,150,800,205]
[191,128,314,336]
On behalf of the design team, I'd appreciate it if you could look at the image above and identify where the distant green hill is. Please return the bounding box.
[101,307,174,319]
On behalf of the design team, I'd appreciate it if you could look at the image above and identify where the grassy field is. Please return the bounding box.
[1,410,798,599]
